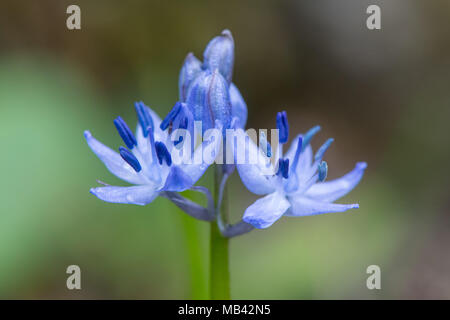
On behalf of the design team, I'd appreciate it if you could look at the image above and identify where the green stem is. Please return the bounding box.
[210,167,230,300]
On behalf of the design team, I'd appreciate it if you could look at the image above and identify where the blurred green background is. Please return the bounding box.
[0,0,449,299]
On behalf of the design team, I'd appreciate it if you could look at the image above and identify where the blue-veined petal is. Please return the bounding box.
[203,29,234,83]
[229,83,247,128]
[305,162,367,202]
[286,196,359,217]
[179,53,202,101]
[243,191,291,229]
[90,185,159,205]
[186,69,232,131]
[84,131,146,185]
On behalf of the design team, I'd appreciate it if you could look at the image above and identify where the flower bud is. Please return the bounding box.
[186,69,231,131]
[203,29,235,84]
[178,53,202,102]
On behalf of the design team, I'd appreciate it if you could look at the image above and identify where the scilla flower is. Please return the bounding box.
[178,30,248,130]
[234,111,367,229]
[84,101,222,212]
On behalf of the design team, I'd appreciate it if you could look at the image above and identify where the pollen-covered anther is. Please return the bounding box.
[155,141,172,166]
[318,161,328,182]
[114,116,137,149]
[276,111,289,144]
[119,146,142,172]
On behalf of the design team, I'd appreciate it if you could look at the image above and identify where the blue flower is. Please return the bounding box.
[178,30,248,129]
[234,112,367,229]
[84,101,222,206]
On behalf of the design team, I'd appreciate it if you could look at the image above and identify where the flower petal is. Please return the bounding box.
[84,131,146,185]
[179,53,202,101]
[90,185,159,205]
[178,121,224,185]
[229,83,247,128]
[203,29,234,83]
[243,192,291,229]
[286,195,359,217]
[233,129,276,195]
[186,70,232,131]
[305,162,367,202]
[162,166,194,192]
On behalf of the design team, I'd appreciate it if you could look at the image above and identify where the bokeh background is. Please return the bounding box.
[1,0,449,299]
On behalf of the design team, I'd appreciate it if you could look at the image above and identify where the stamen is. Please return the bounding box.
[259,131,272,157]
[314,138,334,162]
[277,158,289,179]
[302,125,321,151]
[276,111,289,144]
[160,102,182,131]
[155,141,172,166]
[318,161,328,182]
[114,116,137,149]
[119,146,142,172]
[291,136,303,170]
[134,101,154,137]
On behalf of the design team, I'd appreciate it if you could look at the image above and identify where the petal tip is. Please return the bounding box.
[84,130,92,139]
[356,162,368,170]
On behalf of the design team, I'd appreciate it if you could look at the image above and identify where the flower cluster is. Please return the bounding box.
[85,30,366,236]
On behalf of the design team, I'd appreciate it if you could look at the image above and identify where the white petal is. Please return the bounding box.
[84,131,145,185]
[232,128,276,195]
[305,162,367,202]
[90,185,159,205]
[243,192,291,229]
[286,195,359,217]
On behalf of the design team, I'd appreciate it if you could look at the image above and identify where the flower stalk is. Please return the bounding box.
[210,166,230,300]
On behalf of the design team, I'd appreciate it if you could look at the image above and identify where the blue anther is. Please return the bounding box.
[318,161,328,182]
[155,141,172,166]
[114,116,137,149]
[276,111,289,144]
[134,101,154,137]
[160,102,182,131]
[277,158,289,179]
[119,146,141,172]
